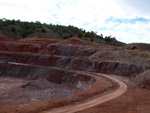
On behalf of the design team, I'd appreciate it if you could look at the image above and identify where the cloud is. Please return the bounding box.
[112,21,150,43]
[116,0,150,18]
[0,0,150,43]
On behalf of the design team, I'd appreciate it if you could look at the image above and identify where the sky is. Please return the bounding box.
[0,0,150,44]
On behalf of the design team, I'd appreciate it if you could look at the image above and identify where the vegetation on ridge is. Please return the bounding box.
[0,18,125,46]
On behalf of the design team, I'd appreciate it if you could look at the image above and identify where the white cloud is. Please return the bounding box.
[116,0,150,19]
[0,0,150,43]
[113,21,150,43]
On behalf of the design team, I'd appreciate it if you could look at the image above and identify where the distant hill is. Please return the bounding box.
[0,18,125,46]
[124,43,150,51]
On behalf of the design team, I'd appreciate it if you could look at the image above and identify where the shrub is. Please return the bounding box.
[99,34,103,39]
[85,38,88,41]
[41,28,46,33]
[22,28,28,37]
[132,46,137,49]
[11,27,16,34]
[105,36,112,42]
[30,29,34,34]
[70,34,73,37]
[63,36,68,39]
[78,33,83,38]
[85,32,90,37]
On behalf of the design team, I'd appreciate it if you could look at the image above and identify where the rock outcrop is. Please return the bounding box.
[0,52,147,77]
[134,69,150,89]
[0,63,95,90]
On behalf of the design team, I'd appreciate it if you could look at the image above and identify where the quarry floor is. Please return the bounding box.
[40,73,127,113]
[0,77,82,106]
[0,72,114,113]
[0,73,149,113]
[40,75,150,113]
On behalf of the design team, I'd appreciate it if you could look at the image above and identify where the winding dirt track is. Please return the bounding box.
[40,73,127,113]
[2,62,127,113]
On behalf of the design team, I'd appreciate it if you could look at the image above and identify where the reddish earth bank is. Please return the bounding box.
[0,63,95,90]
[0,52,147,77]
[134,69,150,89]
[0,35,150,113]
[76,75,150,113]
[0,40,96,56]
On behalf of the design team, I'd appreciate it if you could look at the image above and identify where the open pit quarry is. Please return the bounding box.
[0,35,150,113]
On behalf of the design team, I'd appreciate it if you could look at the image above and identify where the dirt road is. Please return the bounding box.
[0,62,127,113]
[40,73,127,113]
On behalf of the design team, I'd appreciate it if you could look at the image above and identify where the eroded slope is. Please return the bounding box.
[0,35,149,113]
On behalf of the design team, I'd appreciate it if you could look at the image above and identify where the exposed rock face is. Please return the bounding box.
[0,41,97,56]
[1,36,150,113]
[21,78,53,89]
[94,61,147,77]
[0,63,95,91]
[0,36,148,78]
[133,70,150,89]
[0,52,147,77]
[0,77,83,105]
[47,45,97,56]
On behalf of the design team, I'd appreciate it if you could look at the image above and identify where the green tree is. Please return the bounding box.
[22,28,28,37]
[0,22,3,29]
[99,34,103,39]
[41,28,46,33]
[85,37,88,41]
[91,38,94,42]
[70,34,73,37]
[11,27,16,34]
[30,29,34,34]
[105,36,112,42]
[63,36,69,39]
[78,33,83,38]
[85,32,90,37]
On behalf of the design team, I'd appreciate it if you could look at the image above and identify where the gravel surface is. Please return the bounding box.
[0,77,83,105]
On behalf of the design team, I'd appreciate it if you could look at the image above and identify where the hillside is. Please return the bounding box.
[0,18,125,46]
[0,34,149,113]
[0,18,150,113]
[124,43,150,51]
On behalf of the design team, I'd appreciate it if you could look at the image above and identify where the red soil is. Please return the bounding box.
[0,35,149,113]
[0,34,12,41]
[77,75,150,113]
[134,70,150,89]
[19,36,60,45]
[62,37,85,45]
[62,37,110,49]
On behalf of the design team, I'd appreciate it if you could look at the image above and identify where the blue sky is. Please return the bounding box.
[0,0,150,43]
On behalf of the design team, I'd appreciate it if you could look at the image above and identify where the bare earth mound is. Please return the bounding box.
[134,69,150,89]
